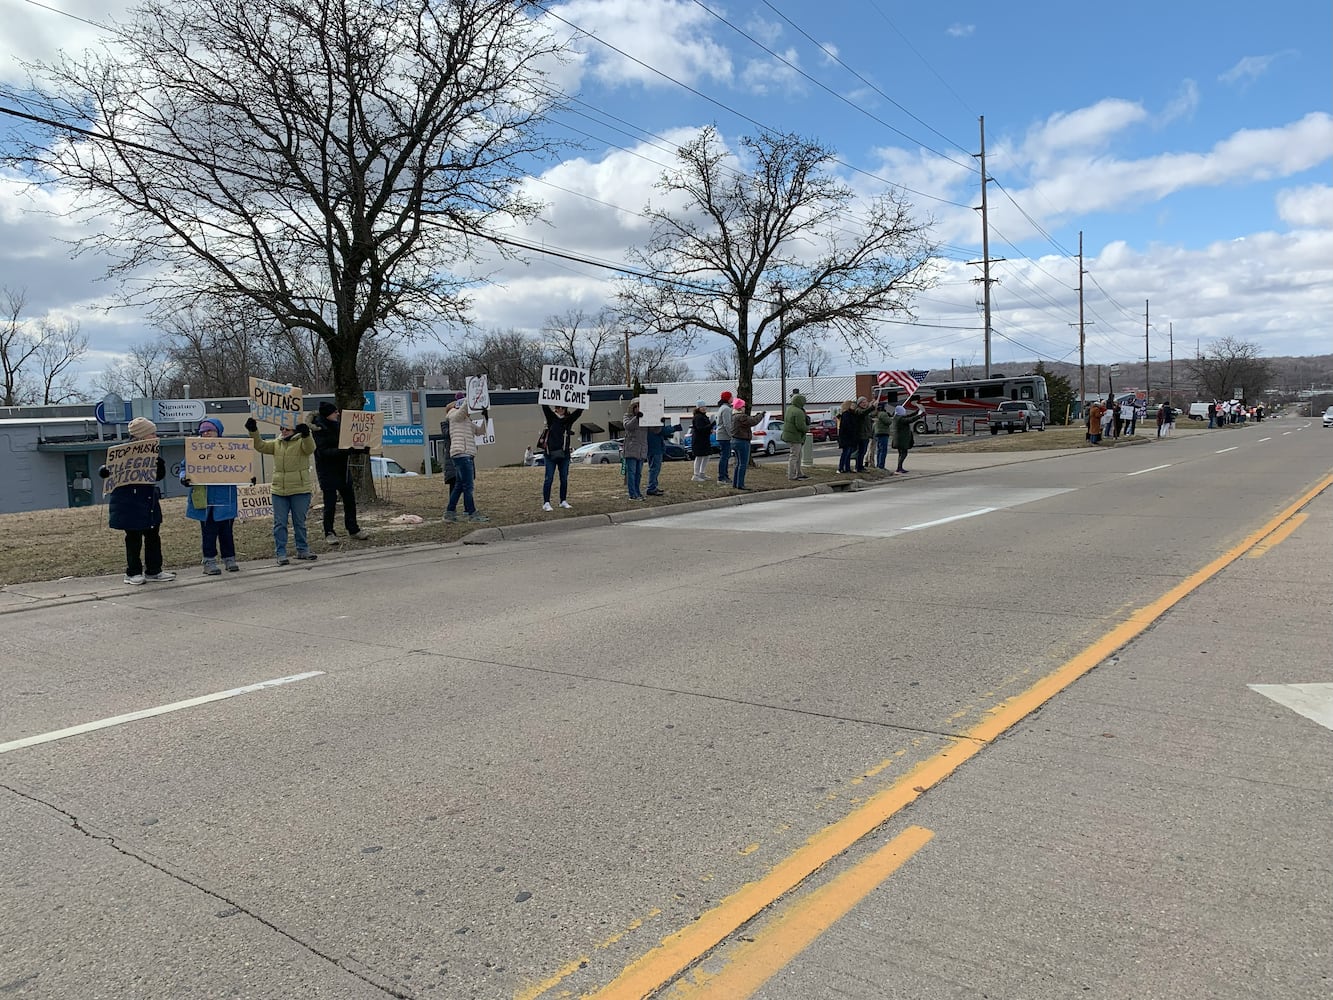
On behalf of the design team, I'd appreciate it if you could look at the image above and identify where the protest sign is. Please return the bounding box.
[466,374,491,412]
[103,439,160,492]
[237,483,273,520]
[637,394,665,423]
[248,376,304,428]
[338,410,382,450]
[185,438,255,485]
[539,365,590,408]
[473,417,495,447]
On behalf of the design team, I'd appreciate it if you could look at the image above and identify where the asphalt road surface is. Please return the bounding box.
[2,419,1330,999]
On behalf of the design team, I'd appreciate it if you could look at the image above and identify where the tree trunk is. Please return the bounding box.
[327,338,379,503]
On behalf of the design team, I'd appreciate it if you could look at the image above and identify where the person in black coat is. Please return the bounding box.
[312,402,365,544]
[99,417,175,585]
[689,400,713,482]
[540,403,583,510]
[835,400,859,473]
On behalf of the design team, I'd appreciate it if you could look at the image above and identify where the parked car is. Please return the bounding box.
[572,440,622,464]
[663,443,690,462]
[680,428,718,454]
[1323,406,1333,428]
[809,418,838,442]
[370,456,419,478]
[752,415,791,456]
[988,400,1046,434]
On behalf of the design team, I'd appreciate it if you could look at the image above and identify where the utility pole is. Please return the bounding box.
[970,116,996,377]
[1076,232,1087,414]
[1169,322,1175,398]
[1144,299,1150,402]
[776,285,787,407]
[623,324,632,390]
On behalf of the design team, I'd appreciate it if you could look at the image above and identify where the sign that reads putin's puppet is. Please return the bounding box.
[539,365,589,408]
[248,377,304,429]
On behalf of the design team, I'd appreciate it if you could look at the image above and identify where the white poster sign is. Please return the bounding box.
[637,394,665,423]
[466,375,491,412]
[473,417,496,448]
[539,365,590,408]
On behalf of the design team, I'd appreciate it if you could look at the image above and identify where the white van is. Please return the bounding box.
[370,456,419,478]
[1187,402,1211,421]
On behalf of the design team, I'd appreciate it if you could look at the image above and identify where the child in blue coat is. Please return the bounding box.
[181,418,241,575]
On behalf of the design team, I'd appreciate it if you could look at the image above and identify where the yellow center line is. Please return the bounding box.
[560,472,1333,1000]
[1247,511,1308,558]
[668,827,934,999]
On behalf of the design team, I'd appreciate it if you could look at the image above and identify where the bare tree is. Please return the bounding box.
[617,126,937,404]
[94,340,179,398]
[1184,337,1274,401]
[15,0,567,418]
[544,308,620,383]
[35,317,89,403]
[787,331,833,379]
[0,288,89,405]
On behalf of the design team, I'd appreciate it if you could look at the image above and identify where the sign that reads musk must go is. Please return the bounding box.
[540,365,590,408]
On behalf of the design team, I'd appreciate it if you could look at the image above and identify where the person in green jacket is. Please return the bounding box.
[246,415,318,565]
[781,392,810,480]
[872,404,894,470]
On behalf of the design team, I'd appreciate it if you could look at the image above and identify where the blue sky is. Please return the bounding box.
[2,0,1330,391]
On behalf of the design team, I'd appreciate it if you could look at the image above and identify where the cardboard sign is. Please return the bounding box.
[637,394,665,423]
[237,482,273,520]
[466,375,491,412]
[185,438,256,485]
[337,410,382,450]
[248,377,304,429]
[473,417,496,448]
[540,365,589,408]
[104,439,159,492]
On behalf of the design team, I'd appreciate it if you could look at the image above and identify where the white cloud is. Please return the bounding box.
[1158,80,1199,126]
[740,48,804,96]
[1275,184,1333,228]
[1022,99,1147,163]
[547,0,732,89]
[946,24,975,38]
[1219,53,1286,87]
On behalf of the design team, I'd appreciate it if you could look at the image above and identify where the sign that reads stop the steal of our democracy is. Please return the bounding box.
[185,438,256,484]
[539,365,589,408]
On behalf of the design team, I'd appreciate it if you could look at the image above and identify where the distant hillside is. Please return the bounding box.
[945,353,1333,400]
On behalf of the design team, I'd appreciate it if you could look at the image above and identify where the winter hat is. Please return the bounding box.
[197,417,224,436]
[894,405,908,416]
[695,398,707,407]
[318,401,337,418]
[454,391,467,403]
[719,391,733,403]
[732,398,747,409]
[128,417,157,439]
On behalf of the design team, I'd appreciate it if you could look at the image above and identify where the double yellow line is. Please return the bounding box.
[530,472,1332,1000]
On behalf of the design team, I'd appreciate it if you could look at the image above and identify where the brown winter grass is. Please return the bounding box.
[0,420,1224,585]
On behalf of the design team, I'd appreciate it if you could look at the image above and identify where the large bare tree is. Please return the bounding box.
[1184,337,1274,402]
[617,126,937,403]
[14,0,566,416]
[1,287,90,405]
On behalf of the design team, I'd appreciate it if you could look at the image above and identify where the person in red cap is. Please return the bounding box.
[714,390,734,485]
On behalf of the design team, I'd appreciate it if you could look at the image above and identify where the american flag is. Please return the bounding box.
[876,369,928,395]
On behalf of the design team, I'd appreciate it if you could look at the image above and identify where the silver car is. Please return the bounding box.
[571,440,622,464]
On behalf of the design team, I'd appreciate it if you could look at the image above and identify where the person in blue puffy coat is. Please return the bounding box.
[99,417,175,586]
[181,418,242,575]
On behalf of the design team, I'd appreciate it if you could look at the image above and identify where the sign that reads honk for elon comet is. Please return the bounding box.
[540,365,589,408]
[248,376,304,429]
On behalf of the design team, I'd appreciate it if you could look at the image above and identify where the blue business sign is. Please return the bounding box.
[382,424,424,446]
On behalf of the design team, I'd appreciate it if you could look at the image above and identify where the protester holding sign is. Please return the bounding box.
[312,402,367,545]
[443,392,490,523]
[98,417,174,585]
[246,415,317,565]
[622,399,648,501]
[180,418,246,574]
[540,403,582,511]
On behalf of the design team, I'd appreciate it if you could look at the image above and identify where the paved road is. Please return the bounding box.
[1,420,1329,999]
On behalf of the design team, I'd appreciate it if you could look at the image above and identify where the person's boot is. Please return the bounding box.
[202,557,222,576]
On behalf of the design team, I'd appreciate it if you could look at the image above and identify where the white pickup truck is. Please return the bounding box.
[988,400,1047,434]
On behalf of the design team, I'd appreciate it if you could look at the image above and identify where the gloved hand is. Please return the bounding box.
[244,417,258,432]
[98,466,110,479]
[295,422,310,437]
[181,476,192,487]
[481,406,490,420]
[250,476,258,485]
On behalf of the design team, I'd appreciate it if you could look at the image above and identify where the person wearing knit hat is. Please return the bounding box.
[128,416,157,440]
[311,401,367,545]
[714,391,734,485]
[728,398,762,490]
[181,418,243,574]
[98,419,173,585]
[689,399,713,482]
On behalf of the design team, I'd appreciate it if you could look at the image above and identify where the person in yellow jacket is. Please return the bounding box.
[246,415,318,566]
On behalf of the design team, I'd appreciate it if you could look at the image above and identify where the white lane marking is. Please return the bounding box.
[0,671,324,755]
[1248,683,1333,732]
[900,507,996,531]
[1257,437,1271,442]
[1126,464,1172,477]
[1216,447,1239,454]
[1282,431,1293,436]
